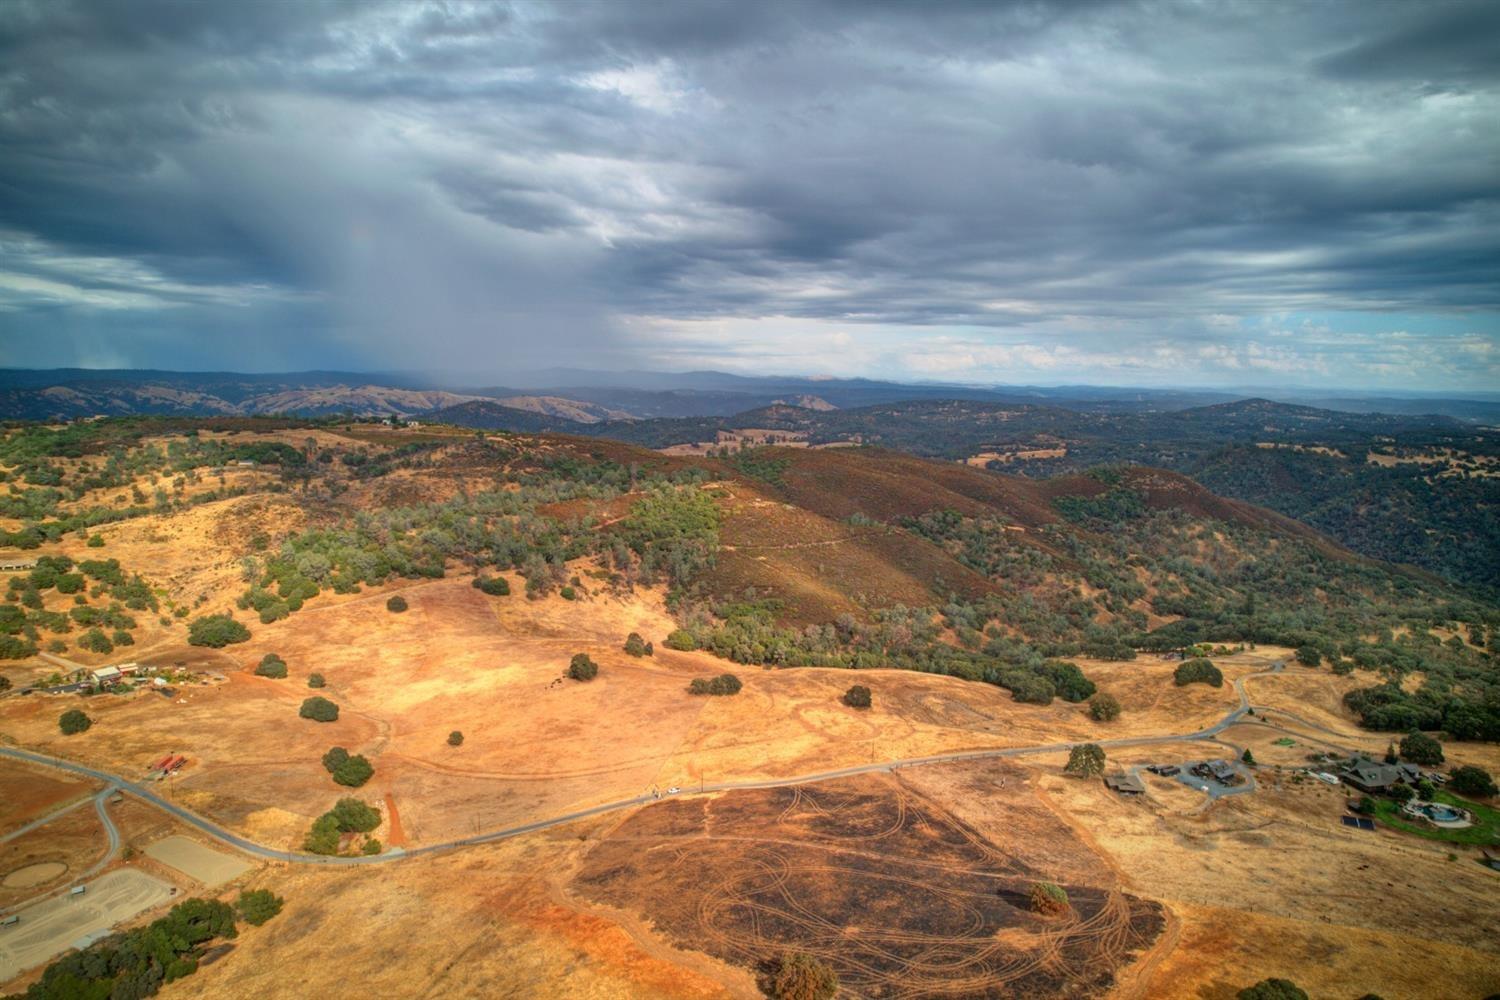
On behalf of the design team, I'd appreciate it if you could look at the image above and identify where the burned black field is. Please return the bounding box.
[573,775,1165,998]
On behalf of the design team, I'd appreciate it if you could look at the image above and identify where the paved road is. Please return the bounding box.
[0,666,1289,868]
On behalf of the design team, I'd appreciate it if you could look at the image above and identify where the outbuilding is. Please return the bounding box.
[1104,772,1146,795]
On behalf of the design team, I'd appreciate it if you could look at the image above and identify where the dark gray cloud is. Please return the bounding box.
[0,0,1496,387]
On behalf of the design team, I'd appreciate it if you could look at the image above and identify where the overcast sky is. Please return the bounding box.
[2,0,1497,389]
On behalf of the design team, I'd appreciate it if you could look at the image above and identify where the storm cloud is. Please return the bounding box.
[1,0,1497,388]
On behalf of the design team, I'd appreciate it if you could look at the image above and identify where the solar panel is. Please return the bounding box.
[1340,816,1376,831]
[1341,815,1358,827]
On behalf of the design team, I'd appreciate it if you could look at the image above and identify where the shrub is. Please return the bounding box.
[300,696,340,722]
[1088,692,1121,721]
[1237,979,1308,1000]
[664,628,698,651]
[688,673,742,696]
[1174,658,1223,687]
[307,672,326,688]
[1414,778,1435,801]
[0,675,9,693]
[1065,743,1106,778]
[87,534,105,547]
[1448,764,1497,798]
[1399,730,1444,765]
[332,754,374,787]
[1355,796,1377,815]
[59,708,92,735]
[188,613,250,648]
[559,585,577,601]
[767,952,838,1000]
[568,652,598,681]
[842,684,872,709]
[623,632,650,657]
[1028,881,1069,915]
[386,595,408,613]
[447,730,464,747]
[236,888,284,926]
[361,838,382,855]
[1387,783,1415,804]
[254,654,288,679]
[321,746,350,773]
[1294,645,1321,667]
[473,575,510,596]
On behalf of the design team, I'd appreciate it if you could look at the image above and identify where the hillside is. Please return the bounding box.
[567,398,1500,593]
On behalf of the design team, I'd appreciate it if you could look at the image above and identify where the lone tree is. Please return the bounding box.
[1399,730,1444,766]
[59,708,92,735]
[688,673,742,696]
[568,652,598,681]
[235,888,284,926]
[1028,881,1070,916]
[1173,658,1223,687]
[300,696,340,722]
[386,595,408,613]
[1242,748,1256,766]
[842,684,872,709]
[1448,764,1498,798]
[1088,692,1121,722]
[254,654,287,679]
[1237,979,1308,1000]
[1065,743,1106,778]
[187,614,250,648]
[307,672,326,688]
[623,632,651,657]
[767,952,838,1000]
[447,730,464,747]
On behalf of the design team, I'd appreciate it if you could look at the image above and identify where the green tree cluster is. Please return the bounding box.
[303,797,382,855]
[254,654,288,679]
[688,673,742,696]
[187,614,250,648]
[299,696,339,722]
[1174,658,1223,687]
[59,708,92,735]
[235,888,284,927]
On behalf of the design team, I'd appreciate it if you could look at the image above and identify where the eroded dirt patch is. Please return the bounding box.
[572,774,1164,998]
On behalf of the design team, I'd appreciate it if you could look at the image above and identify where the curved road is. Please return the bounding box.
[0,666,1291,868]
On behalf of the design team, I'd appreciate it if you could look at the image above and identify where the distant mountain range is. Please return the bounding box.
[3,367,1497,423]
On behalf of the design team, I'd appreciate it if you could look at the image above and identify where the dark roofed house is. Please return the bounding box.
[1395,763,1424,784]
[1104,772,1146,795]
[1343,761,1402,794]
